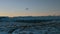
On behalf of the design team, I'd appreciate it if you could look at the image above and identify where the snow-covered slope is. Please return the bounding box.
[0,16,60,34]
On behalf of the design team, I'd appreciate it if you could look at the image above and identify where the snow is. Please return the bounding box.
[0,16,60,34]
[0,32,8,34]
[0,22,60,34]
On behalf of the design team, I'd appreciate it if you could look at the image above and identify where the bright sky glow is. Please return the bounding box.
[0,0,60,16]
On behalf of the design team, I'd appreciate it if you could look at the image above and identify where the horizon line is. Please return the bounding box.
[0,15,60,17]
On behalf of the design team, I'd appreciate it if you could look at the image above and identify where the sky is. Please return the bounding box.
[0,0,60,16]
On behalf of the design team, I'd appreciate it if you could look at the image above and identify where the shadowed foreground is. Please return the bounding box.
[0,16,60,34]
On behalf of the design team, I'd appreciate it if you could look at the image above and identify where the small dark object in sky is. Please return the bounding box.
[25,8,29,10]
